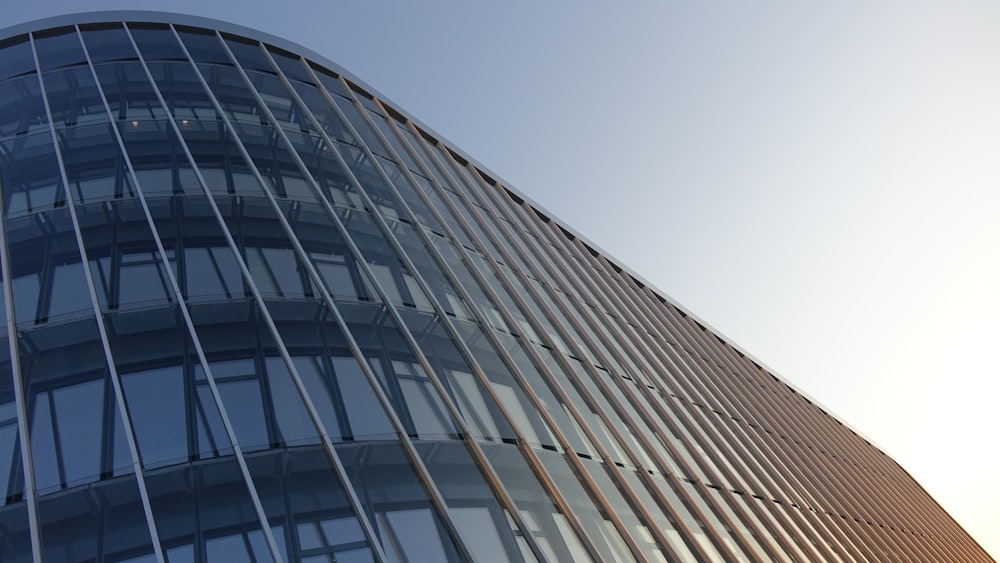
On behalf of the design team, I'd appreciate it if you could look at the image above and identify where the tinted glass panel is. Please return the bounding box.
[33,29,86,71]
[0,36,35,80]
[80,25,137,63]
[127,25,185,61]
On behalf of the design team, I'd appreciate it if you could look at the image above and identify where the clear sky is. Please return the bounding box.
[4,2,999,558]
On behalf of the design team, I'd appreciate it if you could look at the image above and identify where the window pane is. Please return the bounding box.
[122,366,188,467]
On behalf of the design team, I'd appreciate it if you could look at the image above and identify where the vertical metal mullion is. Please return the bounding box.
[520,205,847,561]
[359,89,690,561]
[295,61,611,563]
[663,296,921,560]
[664,304,925,561]
[394,125,711,563]
[179,32,467,563]
[715,341,954,561]
[534,228,835,561]
[344,84,682,560]
[577,244,887,561]
[145,25,400,563]
[638,289,911,560]
[416,153,748,562]
[573,260,865,562]
[30,31,166,563]
[546,220,859,561]
[112,24,287,563]
[317,73,662,561]
[467,170,776,562]
[248,42,553,563]
[0,127,44,563]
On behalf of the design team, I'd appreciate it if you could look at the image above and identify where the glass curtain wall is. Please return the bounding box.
[0,12,991,563]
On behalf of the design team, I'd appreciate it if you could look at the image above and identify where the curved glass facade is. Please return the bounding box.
[0,12,990,563]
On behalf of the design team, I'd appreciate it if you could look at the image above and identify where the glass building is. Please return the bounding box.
[0,11,990,563]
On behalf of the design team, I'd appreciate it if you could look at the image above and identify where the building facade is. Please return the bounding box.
[0,11,990,563]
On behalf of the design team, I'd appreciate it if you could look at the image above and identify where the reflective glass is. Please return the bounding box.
[0,14,978,563]
[0,501,31,562]
[0,134,64,219]
[417,441,530,562]
[248,447,373,562]
[145,457,275,562]
[267,47,315,85]
[127,24,186,61]
[80,24,137,63]
[481,443,593,562]
[0,75,47,140]
[0,36,35,81]
[38,476,156,562]
[60,127,140,211]
[0,338,22,503]
[33,29,86,71]
[336,442,464,562]
[111,304,235,467]
[536,450,633,563]
[93,61,167,121]
[176,28,232,65]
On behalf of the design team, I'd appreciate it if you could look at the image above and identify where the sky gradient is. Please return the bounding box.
[4,2,998,558]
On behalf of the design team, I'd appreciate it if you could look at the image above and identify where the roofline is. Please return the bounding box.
[1,10,892,460]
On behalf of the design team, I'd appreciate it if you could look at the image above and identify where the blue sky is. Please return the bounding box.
[5,2,999,558]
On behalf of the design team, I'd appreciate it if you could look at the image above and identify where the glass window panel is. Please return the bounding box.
[1,133,65,218]
[417,441,527,562]
[119,251,172,306]
[334,548,374,563]
[217,377,268,451]
[224,37,273,73]
[143,61,218,120]
[0,421,18,502]
[289,79,355,145]
[184,246,244,300]
[398,378,452,439]
[28,390,59,491]
[127,25,186,61]
[41,66,106,128]
[194,383,230,457]
[368,263,402,304]
[248,448,371,562]
[331,356,394,440]
[0,36,35,81]
[38,477,156,563]
[93,62,164,121]
[292,356,344,440]
[247,247,309,298]
[0,501,31,562]
[478,443,593,562]
[49,379,104,487]
[119,119,202,197]
[10,274,39,328]
[33,29,86,71]
[380,509,448,563]
[337,441,463,561]
[176,29,232,65]
[81,25,137,63]
[267,48,315,85]
[264,357,319,446]
[122,366,188,467]
[450,369,501,440]
[59,124,135,206]
[314,257,360,302]
[536,450,631,563]
[145,457,274,561]
[206,531,272,561]
[0,75,47,140]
